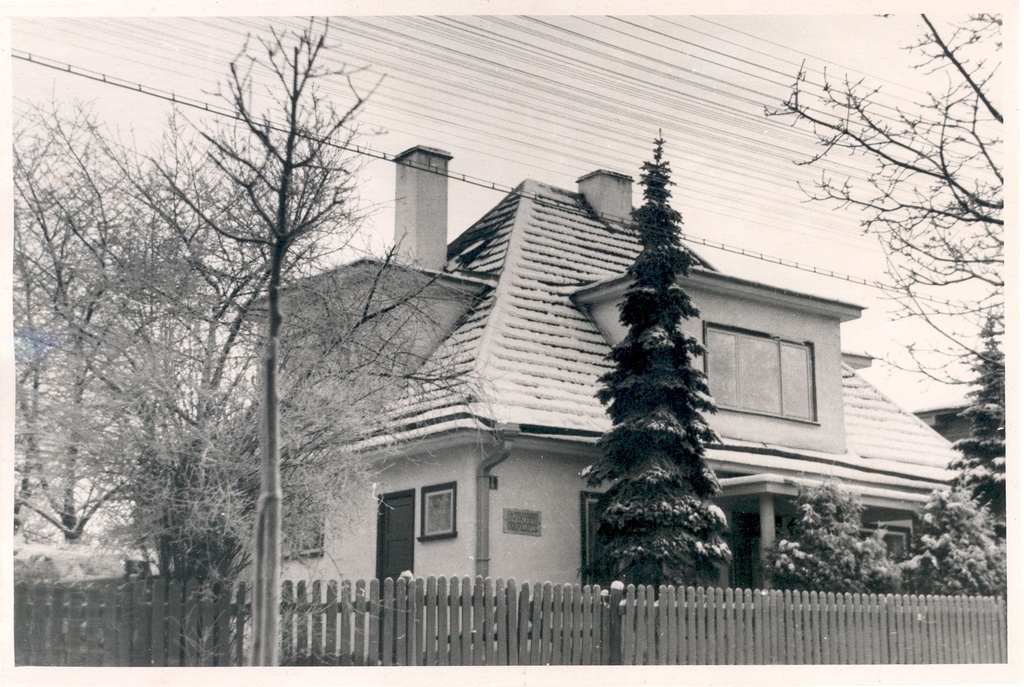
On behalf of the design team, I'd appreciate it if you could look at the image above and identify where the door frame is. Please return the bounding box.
[376,488,416,581]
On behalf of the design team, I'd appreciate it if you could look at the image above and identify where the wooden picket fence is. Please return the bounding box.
[13,577,1007,666]
[618,585,1007,665]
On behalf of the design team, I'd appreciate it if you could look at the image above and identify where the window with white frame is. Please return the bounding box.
[705,325,816,421]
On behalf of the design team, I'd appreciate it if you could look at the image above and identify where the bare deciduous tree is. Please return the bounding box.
[767,14,1003,381]
[151,20,389,665]
[13,105,134,543]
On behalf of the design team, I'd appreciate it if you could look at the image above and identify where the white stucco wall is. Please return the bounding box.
[283,443,480,583]
[486,443,602,584]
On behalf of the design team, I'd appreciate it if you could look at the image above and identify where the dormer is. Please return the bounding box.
[573,268,864,455]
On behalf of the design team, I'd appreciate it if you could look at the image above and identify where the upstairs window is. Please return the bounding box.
[705,325,816,421]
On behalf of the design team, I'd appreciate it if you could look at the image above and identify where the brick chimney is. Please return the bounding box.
[577,170,633,223]
[394,145,453,271]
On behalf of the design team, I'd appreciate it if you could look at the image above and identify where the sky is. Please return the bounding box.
[5,6,1009,412]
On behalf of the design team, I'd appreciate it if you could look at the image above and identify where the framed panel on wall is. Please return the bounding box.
[419,481,457,541]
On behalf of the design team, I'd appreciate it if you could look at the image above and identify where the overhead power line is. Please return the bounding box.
[13,48,965,310]
[15,16,908,252]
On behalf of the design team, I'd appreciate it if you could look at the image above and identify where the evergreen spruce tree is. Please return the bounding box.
[766,481,902,594]
[902,488,1006,597]
[950,315,1006,533]
[584,138,730,587]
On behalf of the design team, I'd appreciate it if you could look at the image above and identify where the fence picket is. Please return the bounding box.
[424,576,437,666]
[482,578,495,665]
[460,573,471,667]
[496,578,508,665]
[752,589,764,665]
[869,593,879,664]
[82,587,101,666]
[412,577,424,666]
[582,585,594,665]
[663,586,676,665]
[642,584,654,666]
[966,596,980,663]
[28,586,50,666]
[149,581,166,666]
[536,582,551,665]
[966,597,978,663]
[507,578,520,666]
[293,581,308,666]
[449,577,463,666]
[162,581,180,667]
[294,581,309,663]
[721,587,733,665]
[983,597,998,663]
[68,587,87,665]
[436,576,449,666]
[925,595,938,664]
[549,583,563,665]
[877,594,889,664]
[340,579,354,666]
[996,597,1007,663]
[521,582,534,666]
[354,579,369,665]
[309,581,323,666]
[380,578,394,667]
[356,581,368,667]
[622,585,636,665]
[393,578,406,666]
[694,586,706,665]
[468,576,481,665]
[569,584,581,665]
[368,578,380,667]
[324,580,338,664]
[234,583,247,667]
[14,585,31,665]
[211,582,231,667]
[278,581,293,666]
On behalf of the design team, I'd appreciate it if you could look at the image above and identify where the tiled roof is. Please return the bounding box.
[379,179,955,486]
[841,365,958,472]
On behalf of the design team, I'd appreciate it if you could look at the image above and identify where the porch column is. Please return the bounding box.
[717,508,732,588]
[758,493,775,589]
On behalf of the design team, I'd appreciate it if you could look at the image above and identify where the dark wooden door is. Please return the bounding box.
[376,489,415,581]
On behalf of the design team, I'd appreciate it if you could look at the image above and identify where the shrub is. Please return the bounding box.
[767,481,901,594]
[902,488,1006,597]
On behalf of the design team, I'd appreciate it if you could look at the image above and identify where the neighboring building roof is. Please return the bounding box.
[376,179,956,489]
[913,404,973,444]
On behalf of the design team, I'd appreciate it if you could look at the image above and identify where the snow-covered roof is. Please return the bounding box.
[374,179,956,489]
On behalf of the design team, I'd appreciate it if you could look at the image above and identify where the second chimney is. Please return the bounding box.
[394,145,453,272]
[577,170,633,223]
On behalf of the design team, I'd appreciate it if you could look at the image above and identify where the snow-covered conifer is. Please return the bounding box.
[767,481,902,594]
[902,488,1006,597]
[584,138,730,587]
[950,315,1006,534]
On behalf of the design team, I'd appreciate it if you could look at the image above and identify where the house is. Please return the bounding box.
[283,145,957,589]
[914,404,972,444]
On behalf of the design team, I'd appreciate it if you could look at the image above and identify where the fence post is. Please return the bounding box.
[606,581,624,665]
[14,584,31,665]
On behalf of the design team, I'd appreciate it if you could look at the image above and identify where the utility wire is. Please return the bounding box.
[13,48,965,309]
[17,16,897,224]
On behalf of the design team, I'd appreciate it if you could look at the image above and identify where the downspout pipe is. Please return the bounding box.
[475,424,518,578]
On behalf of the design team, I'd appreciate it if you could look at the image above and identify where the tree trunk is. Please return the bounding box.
[251,238,285,666]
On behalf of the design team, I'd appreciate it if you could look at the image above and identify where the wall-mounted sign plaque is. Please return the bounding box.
[503,508,541,536]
